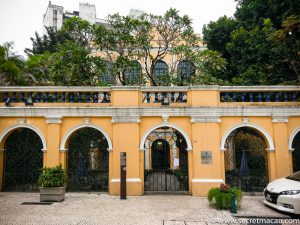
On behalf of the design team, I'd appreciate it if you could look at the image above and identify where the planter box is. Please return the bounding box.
[40,187,65,202]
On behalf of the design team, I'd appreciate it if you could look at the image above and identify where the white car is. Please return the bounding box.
[264,171,300,215]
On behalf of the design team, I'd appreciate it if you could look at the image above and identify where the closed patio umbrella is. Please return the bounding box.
[240,150,250,176]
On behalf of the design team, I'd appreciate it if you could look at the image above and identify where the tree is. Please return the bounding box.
[47,40,104,86]
[94,13,149,85]
[139,8,197,85]
[202,0,300,85]
[25,27,70,55]
[268,15,300,82]
[202,16,237,80]
[0,42,31,85]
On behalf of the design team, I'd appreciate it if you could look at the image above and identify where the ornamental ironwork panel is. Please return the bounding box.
[224,127,268,192]
[3,128,43,192]
[144,169,188,192]
[144,127,188,192]
[67,128,109,192]
[292,132,300,172]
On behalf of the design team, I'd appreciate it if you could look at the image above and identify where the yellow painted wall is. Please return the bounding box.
[0,89,299,196]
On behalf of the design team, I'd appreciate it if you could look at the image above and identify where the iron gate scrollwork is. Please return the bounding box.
[225,127,268,192]
[144,127,188,192]
[67,128,109,192]
[3,128,43,192]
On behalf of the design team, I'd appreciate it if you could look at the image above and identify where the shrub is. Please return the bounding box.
[208,184,243,210]
[38,164,67,187]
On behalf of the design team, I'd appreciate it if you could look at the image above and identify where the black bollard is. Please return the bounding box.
[230,189,237,214]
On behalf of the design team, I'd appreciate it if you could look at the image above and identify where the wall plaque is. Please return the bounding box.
[201,151,212,164]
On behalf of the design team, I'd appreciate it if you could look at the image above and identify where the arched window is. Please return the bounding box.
[177,60,195,81]
[153,60,168,85]
[100,62,114,85]
[125,61,142,85]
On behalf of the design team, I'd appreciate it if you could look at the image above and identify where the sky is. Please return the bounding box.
[0,0,237,57]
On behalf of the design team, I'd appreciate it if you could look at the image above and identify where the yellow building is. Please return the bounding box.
[0,86,299,196]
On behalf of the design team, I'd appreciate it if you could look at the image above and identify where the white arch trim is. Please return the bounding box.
[139,123,192,151]
[220,122,275,151]
[288,127,300,151]
[59,123,113,151]
[0,124,47,151]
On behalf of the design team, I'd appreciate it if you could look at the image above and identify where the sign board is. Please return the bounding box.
[201,151,212,164]
[121,152,126,166]
[173,158,179,167]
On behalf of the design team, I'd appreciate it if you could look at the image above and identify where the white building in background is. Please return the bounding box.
[42,1,107,34]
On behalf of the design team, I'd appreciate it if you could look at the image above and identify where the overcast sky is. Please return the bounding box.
[0,0,237,57]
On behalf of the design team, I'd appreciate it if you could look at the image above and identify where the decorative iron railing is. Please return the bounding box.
[219,86,299,102]
[144,169,188,192]
[0,86,299,105]
[142,91,188,104]
[225,169,268,192]
[0,87,111,103]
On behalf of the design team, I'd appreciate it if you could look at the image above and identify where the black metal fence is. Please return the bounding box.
[225,169,268,192]
[3,128,43,192]
[67,170,109,192]
[144,169,188,192]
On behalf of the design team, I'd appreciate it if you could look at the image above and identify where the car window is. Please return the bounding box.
[286,171,300,181]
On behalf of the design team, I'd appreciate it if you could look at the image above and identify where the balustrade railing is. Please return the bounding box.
[220,87,299,102]
[142,91,187,104]
[0,87,111,104]
[0,86,299,106]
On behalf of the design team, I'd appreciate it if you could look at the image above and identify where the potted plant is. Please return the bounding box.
[208,184,243,210]
[38,164,67,202]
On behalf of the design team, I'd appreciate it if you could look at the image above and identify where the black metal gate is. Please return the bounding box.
[292,131,300,172]
[144,127,188,192]
[67,128,109,192]
[225,127,268,192]
[3,128,43,192]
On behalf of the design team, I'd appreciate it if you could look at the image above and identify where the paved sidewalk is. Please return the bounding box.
[0,193,295,225]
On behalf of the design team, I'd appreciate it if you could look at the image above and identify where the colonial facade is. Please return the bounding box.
[0,86,299,195]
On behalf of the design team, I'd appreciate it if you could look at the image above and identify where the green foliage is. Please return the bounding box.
[38,165,67,187]
[0,42,32,86]
[203,0,300,85]
[208,185,243,210]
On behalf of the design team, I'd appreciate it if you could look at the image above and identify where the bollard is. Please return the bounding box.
[230,189,237,214]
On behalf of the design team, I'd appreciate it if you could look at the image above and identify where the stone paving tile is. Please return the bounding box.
[185,221,207,225]
[0,193,295,225]
[164,220,186,225]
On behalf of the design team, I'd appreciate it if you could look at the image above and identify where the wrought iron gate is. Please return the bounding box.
[67,128,109,192]
[225,128,268,192]
[3,128,43,192]
[292,132,300,172]
[144,127,188,192]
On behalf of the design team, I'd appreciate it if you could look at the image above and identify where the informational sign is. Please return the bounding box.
[201,151,212,164]
[173,158,179,167]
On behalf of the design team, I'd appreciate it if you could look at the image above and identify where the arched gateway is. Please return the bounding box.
[141,125,191,192]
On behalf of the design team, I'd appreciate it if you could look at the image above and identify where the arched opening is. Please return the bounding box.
[125,60,142,85]
[177,60,195,84]
[151,139,170,170]
[3,128,43,191]
[100,61,114,85]
[292,131,300,172]
[153,60,169,85]
[144,126,188,192]
[66,128,109,192]
[224,127,269,192]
